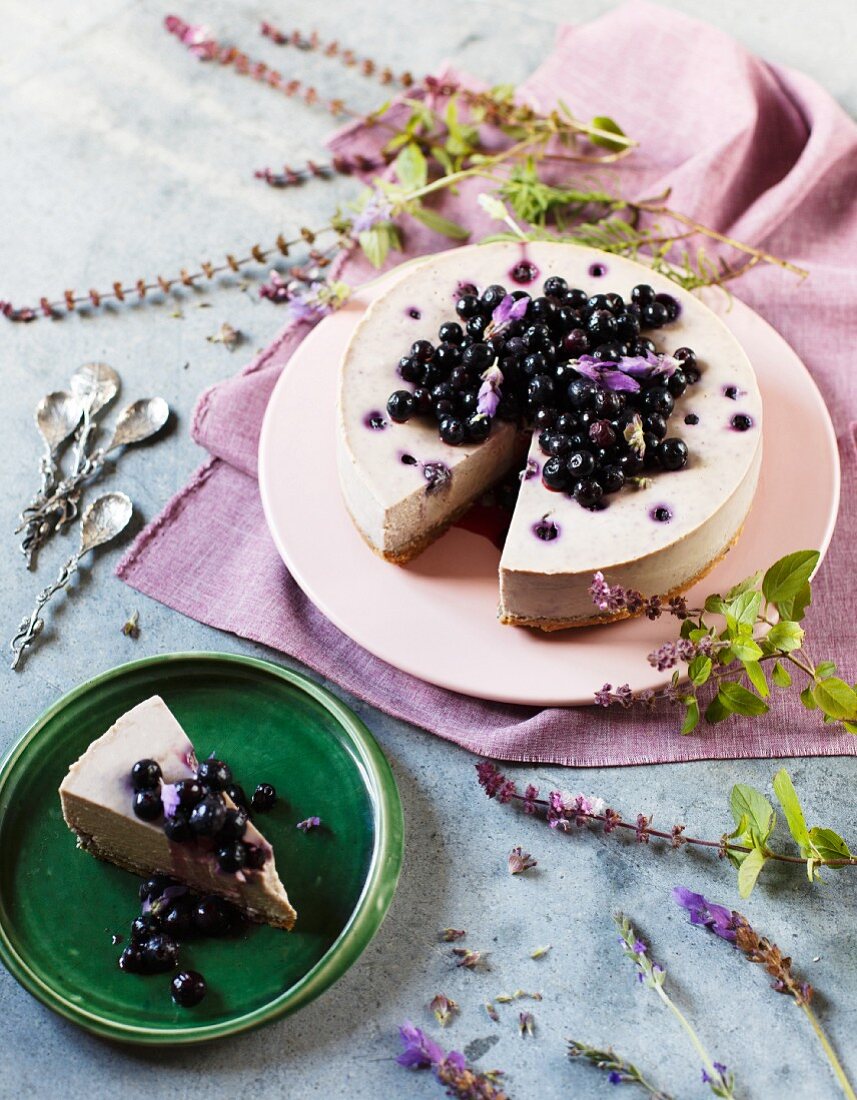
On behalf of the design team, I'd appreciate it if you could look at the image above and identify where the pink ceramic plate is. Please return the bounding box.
[259,270,840,706]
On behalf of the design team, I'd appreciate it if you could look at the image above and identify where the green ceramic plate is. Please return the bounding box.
[0,652,403,1045]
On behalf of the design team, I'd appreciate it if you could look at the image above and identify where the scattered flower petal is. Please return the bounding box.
[207,322,241,350]
[430,994,459,1027]
[441,928,466,942]
[296,816,321,832]
[507,846,538,875]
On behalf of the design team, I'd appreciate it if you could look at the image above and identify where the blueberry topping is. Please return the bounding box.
[568,451,596,478]
[732,414,753,431]
[684,413,699,425]
[140,875,176,902]
[658,438,689,471]
[189,794,227,837]
[455,294,481,320]
[216,840,247,874]
[510,259,539,284]
[173,778,205,810]
[724,385,738,400]
[386,390,415,423]
[652,505,673,523]
[251,783,278,813]
[466,413,491,442]
[131,759,162,791]
[171,970,206,1007]
[438,321,463,345]
[130,913,160,942]
[197,757,233,791]
[193,895,235,937]
[655,292,680,320]
[542,456,569,491]
[140,933,179,974]
[481,284,507,309]
[163,812,194,843]
[219,807,249,841]
[439,416,466,445]
[631,283,656,306]
[156,896,196,939]
[533,517,560,541]
[133,789,163,822]
[588,262,607,277]
[118,946,145,973]
[224,783,249,810]
[573,478,604,507]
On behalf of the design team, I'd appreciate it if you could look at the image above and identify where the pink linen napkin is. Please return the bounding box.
[118,0,857,766]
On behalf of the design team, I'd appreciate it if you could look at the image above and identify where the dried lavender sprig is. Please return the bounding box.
[475,762,857,870]
[674,889,857,1100]
[260,20,415,89]
[615,915,736,1099]
[254,151,396,189]
[568,1040,673,1098]
[397,1022,508,1099]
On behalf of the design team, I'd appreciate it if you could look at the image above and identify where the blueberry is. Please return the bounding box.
[543,275,568,299]
[158,897,196,939]
[434,344,462,371]
[567,378,596,409]
[216,840,247,874]
[521,352,547,377]
[642,432,662,469]
[224,783,249,811]
[466,414,491,442]
[567,451,596,478]
[529,296,556,323]
[434,399,455,420]
[439,417,466,445]
[412,386,433,415]
[591,341,624,361]
[219,807,249,841]
[466,315,487,339]
[398,356,422,383]
[642,301,670,328]
[171,970,206,1008]
[133,789,163,822]
[573,478,604,507]
[139,875,176,902]
[643,387,674,417]
[538,429,554,454]
[589,419,616,448]
[411,339,435,362]
[633,337,657,356]
[131,759,162,791]
[555,413,578,434]
[655,292,680,321]
[586,308,617,342]
[496,395,521,421]
[448,366,472,391]
[553,306,578,335]
[534,407,556,430]
[667,369,688,397]
[524,323,553,351]
[652,506,672,523]
[542,457,569,491]
[193,895,234,937]
[251,783,278,813]
[548,433,574,457]
[599,465,625,494]
[189,794,227,837]
[593,391,623,418]
[481,284,507,309]
[527,374,554,406]
[130,913,160,942]
[456,295,481,320]
[386,390,415,423]
[118,945,145,973]
[438,321,463,344]
[140,933,179,974]
[732,414,753,431]
[684,413,699,426]
[631,284,656,306]
[173,779,205,810]
[565,287,589,309]
[421,362,444,388]
[457,391,479,416]
[163,811,194,843]
[643,413,667,440]
[615,311,641,341]
[562,329,589,357]
[586,294,609,312]
[462,342,493,370]
[618,451,645,476]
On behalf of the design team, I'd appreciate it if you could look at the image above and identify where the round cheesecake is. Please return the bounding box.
[337,241,762,629]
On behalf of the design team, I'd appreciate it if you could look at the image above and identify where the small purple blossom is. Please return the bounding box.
[161,783,181,819]
[608,1070,624,1084]
[648,638,698,671]
[487,293,529,337]
[508,846,538,875]
[632,939,647,956]
[259,269,291,303]
[477,363,504,418]
[573,357,641,393]
[672,887,738,943]
[164,15,217,59]
[522,784,540,814]
[296,816,321,832]
[352,190,394,234]
[476,761,507,798]
[397,1022,445,1068]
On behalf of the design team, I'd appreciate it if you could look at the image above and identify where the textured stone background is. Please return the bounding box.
[1,2,855,1097]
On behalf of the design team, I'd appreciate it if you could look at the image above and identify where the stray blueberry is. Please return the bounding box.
[171,970,207,1007]
[251,783,278,813]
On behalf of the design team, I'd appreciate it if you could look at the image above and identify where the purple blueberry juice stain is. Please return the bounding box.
[406,306,421,320]
[423,461,451,493]
[364,411,388,430]
[731,413,754,432]
[533,516,560,541]
[588,262,608,277]
[454,281,478,300]
[520,459,540,481]
[509,259,539,285]
[650,505,673,523]
[723,384,742,400]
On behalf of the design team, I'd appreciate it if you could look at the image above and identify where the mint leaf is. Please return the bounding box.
[767,621,804,653]
[744,660,769,698]
[731,637,763,663]
[724,590,762,633]
[704,694,731,723]
[358,223,401,268]
[704,594,726,615]
[737,847,767,897]
[725,571,762,601]
[410,206,471,240]
[812,678,857,721]
[394,143,428,191]
[772,770,811,851]
[815,661,837,679]
[777,581,812,622]
[681,697,700,735]
[718,681,769,717]
[589,116,627,152]
[808,827,853,861]
[772,661,792,688]
[762,550,819,605]
[800,685,818,710]
[731,784,775,841]
[688,655,712,686]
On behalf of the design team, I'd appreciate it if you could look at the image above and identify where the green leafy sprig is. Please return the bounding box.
[568,1040,673,1098]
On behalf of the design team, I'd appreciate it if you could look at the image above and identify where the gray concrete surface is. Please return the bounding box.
[1,2,855,1097]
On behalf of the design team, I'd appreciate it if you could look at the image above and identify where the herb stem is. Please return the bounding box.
[801,1003,857,1100]
[653,983,735,1099]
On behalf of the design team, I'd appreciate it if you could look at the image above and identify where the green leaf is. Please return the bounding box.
[410,206,471,240]
[777,581,812,622]
[737,847,767,897]
[815,661,837,680]
[812,678,857,721]
[800,686,817,709]
[704,694,731,723]
[767,621,804,653]
[744,660,769,698]
[731,637,763,663]
[762,550,820,605]
[724,590,762,633]
[394,143,428,191]
[731,783,775,841]
[772,661,792,688]
[725,571,762,601]
[357,222,401,268]
[681,697,700,734]
[843,720,857,735]
[772,769,811,851]
[705,594,726,615]
[688,655,712,686]
[589,115,627,152]
[718,681,769,717]
[808,827,853,861]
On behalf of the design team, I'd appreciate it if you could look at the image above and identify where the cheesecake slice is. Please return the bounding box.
[338,241,762,628]
[59,696,297,930]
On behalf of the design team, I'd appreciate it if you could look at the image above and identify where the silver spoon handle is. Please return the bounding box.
[16,450,108,530]
[10,554,81,670]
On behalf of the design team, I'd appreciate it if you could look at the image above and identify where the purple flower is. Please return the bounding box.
[522,784,539,814]
[477,363,503,418]
[508,846,537,875]
[164,15,217,59]
[161,783,181,819]
[352,190,394,234]
[573,357,641,393]
[259,269,291,304]
[608,1070,624,1084]
[296,816,321,832]
[487,293,529,337]
[594,683,614,707]
[672,887,738,942]
[397,1022,445,1068]
[476,761,506,798]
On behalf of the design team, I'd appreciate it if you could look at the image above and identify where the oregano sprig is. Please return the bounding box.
[593,549,857,736]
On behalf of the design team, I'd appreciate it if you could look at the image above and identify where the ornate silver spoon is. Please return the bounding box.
[11,492,133,670]
[19,391,82,568]
[69,362,121,474]
[18,397,169,532]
